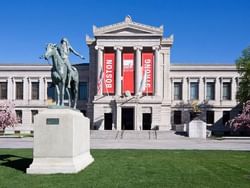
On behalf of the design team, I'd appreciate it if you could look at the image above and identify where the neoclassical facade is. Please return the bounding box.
[0,16,240,133]
[86,16,240,132]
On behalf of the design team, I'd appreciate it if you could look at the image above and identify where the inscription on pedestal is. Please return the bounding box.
[46,118,59,125]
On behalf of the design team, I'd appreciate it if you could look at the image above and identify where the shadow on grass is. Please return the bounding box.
[0,154,32,173]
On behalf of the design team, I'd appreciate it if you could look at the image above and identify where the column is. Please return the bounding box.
[187,77,190,101]
[215,77,220,103]
[39,77,44,101]
[114,46,123,96]
[26,77,30,101]
[231,77,236,102]
[95,46,104,96]
[7,77,12,100]
[134,46,142,94]
[12,77,15,100]
[182,77,188,102]
[153,46,160,96]
[170,78,174,101]
[220,77,223,102]
[199,77,204,101]
[203,77,206,101]
[43,77,47,103]
[162,48,170,102]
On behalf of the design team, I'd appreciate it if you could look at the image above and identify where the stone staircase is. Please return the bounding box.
[90,130,184,140]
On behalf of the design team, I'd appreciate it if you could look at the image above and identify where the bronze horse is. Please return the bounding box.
[44,43,79,109]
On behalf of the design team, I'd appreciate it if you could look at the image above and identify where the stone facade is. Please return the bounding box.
[0,16,241,133]
[0,64,89,133]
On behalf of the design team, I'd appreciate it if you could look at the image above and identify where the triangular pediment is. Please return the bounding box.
[106,28,151,35]
[93,16,163,36]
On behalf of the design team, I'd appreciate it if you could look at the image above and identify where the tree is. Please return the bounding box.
[236,46,250,102]
[0,101,18,131]
[228,100,250,133]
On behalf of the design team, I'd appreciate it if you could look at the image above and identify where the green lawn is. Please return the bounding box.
[0,149,250,188]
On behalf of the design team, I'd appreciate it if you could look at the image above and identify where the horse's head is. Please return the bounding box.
[44,43,57,60]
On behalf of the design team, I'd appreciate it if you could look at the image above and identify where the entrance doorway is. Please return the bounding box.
[122,108,134,130]
[142,113,152,130]
[104,113,112,130]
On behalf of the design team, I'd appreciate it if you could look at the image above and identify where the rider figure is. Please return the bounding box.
[57,37,84,88]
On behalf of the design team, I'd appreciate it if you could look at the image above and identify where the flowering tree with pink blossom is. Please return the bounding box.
[0,101,18,131]
[229,100,250,132]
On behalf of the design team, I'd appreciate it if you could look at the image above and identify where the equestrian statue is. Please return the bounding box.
[42,38,84,109]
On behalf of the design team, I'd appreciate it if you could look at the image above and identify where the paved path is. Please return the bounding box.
[1,136,250,151]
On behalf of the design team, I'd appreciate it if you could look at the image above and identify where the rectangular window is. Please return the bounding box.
[31,110,38,123]
[47,82,55,100]
[222,111,230,125]
[16,82,23,100]
[206,111,214,124]
[79,82,88,100]
[206,82,215,100]
[31,82,39,100]
[174,82,182,100]
[15,110,22,124]
[174,111,182,124]
[190,82,199,100]
[0,82,7,99]
[223,83,231,100]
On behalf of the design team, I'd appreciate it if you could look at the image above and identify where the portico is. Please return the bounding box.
[86,16,173,131]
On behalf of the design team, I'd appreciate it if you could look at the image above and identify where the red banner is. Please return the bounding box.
[103,53,115,94]
[142,53,154,94]
[122,53,134,94]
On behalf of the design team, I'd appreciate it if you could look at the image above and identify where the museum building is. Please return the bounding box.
[0,16,240,133]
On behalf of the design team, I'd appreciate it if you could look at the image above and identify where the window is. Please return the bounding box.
[190,82,199,100]
[31,82,39,100]
[47,82,55,100]
[223,111,230,125]
[15,110,22,124]
[0,82,7,99]
[206,111,214,124]
[206,82,215,100]
[16,82,23,100]
[174,111,182,124]
[223,83,231,100]
[78,82,88,100]
[31,110,38,123]
[174,82,182,100]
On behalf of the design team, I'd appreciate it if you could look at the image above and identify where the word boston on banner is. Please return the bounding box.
[103,53,115,94]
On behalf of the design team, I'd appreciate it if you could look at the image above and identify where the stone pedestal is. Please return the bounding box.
[188,120,206,139]
[27,108,94,174]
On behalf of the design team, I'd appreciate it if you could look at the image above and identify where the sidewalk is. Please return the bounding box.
[1,136,250,150]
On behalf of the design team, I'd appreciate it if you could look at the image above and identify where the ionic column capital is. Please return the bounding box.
[133,46,143,51]
[95,45,104,50]
[114,46,123,51]
[152,45,160,51]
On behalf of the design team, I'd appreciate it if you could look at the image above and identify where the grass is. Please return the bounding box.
[0,149,250,188]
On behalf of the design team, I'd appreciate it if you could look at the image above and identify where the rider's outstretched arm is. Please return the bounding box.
[69,46,85,59]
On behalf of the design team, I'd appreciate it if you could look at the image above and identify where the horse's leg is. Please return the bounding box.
[61,82,65,106]
[66,87,71,108]
[74,82,78,109]
[55,84,60,106]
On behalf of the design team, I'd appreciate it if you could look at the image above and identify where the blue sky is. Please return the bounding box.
[0,0,250,64]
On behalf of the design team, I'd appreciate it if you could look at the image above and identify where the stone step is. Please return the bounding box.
[90,130,182,140]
